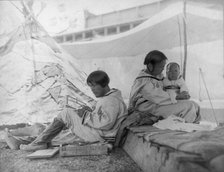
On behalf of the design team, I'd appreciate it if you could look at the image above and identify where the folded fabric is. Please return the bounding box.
[153,115,217,132]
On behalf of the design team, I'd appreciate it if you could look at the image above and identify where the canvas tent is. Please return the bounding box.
[61,1,224,106]
[0,1,96,125]
[0,0,223,125]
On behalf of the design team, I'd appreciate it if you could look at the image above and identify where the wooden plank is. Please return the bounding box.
[60,143,108,157]
[26,148,59,159]
[123,131,210,172]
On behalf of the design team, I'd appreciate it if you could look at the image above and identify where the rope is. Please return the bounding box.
[9,1,23,14]
[199,68,218,125]
[198,68,202,101]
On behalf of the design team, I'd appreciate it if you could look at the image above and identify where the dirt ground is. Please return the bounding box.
[0,141,142,172]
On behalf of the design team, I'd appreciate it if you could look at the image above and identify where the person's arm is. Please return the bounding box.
[179,77,189,93]
[176,78,190,100]
[82,98,120,130]
[142,80,173,105]
[77,106,93,118]
[162,78,168,91]
[176,91,190,100]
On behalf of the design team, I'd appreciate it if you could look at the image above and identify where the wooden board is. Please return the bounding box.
[26,148,59,159]
[60,143,108,157]
[122,126,224,172]
[123,131,210,172]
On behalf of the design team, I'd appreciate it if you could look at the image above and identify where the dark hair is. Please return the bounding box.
[87,70,110,87]
[144,50,167,66]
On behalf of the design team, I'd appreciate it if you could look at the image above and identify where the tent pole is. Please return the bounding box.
[182,0,187,80]
[223,1,224,78]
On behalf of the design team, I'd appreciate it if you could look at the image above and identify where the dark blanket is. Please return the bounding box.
[115,110,162,147]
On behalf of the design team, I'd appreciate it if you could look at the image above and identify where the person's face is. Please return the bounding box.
[168,64,180,80]
[150,60,166,76]
[89,83,106,98]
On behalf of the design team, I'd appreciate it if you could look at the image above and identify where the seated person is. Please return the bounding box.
[4,70,127,151]
[163,62,190,103]
[128,50,200,123]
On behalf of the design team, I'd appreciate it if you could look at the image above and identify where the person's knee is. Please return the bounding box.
[183,101,201,122]
[56,107,77,128]
[57,108,72,120]
[178,100,194,110]
[192,101,200,111]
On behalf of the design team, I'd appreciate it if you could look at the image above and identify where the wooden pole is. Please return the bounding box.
[182,0,188,80]
[223,1,224,78]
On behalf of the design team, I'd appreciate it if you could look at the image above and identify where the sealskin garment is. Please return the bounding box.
[163,75,189,103]
[129,70,200,123]
[57,88,127,142]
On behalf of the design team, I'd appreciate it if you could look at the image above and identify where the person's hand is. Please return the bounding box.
[77,106,92,118]
[81,106,93,112]
[176,91,190,100]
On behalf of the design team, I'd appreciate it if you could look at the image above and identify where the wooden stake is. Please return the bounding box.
[182,0,188,80]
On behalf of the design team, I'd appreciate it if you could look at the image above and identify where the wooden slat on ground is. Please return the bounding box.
[60,143,108,156]
[26,148,59,159]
